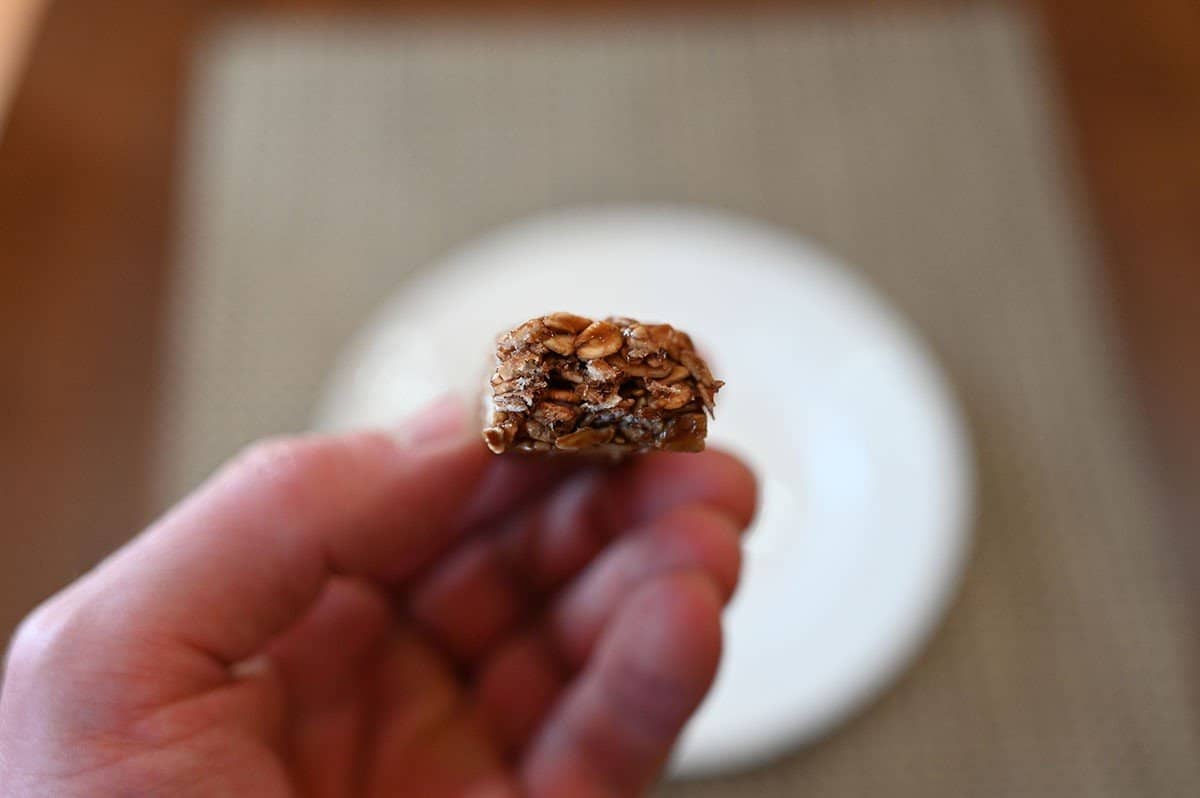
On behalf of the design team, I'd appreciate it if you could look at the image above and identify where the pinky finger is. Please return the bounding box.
[520,572,723,797]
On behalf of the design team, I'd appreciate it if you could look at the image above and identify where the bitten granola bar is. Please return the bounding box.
[483,313,723,455]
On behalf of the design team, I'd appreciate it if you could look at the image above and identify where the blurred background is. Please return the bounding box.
[2,0,1198,795]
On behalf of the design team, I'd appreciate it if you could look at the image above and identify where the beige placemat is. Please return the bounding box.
[164,4,1200,795]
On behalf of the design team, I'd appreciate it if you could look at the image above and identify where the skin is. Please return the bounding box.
[0,399,756,797]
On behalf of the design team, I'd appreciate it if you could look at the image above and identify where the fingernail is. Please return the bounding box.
[395,394,471,448]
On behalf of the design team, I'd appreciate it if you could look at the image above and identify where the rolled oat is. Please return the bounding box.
[483,313,723,454]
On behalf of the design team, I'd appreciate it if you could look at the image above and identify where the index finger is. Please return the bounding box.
[24,402,542,699]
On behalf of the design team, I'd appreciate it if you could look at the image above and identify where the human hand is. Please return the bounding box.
[0,400,756,797]
[0,0,44,132]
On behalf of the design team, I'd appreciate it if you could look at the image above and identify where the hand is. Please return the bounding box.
[0,400,756,797]
[0,0,44,129]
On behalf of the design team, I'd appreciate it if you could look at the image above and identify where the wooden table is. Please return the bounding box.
[1,0,1198,642]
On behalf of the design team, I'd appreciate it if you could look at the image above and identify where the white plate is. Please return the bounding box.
[314,205,973,779]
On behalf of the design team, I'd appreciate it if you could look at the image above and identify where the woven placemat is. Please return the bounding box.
[164,4,1199,794]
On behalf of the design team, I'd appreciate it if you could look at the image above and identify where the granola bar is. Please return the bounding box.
[483,313,723,455]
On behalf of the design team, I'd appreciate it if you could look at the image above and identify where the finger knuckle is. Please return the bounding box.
[233,431,397,496]
[232,435,333,492]
[6,595,92,679]
[235,434,312,472]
